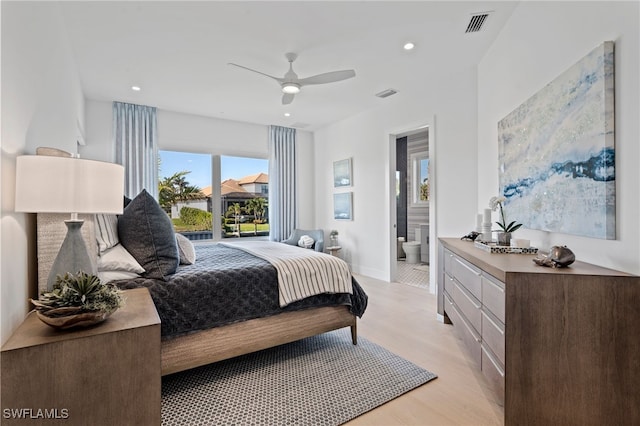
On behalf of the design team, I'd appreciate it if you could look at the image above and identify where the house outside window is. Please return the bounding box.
[159,151,269,241]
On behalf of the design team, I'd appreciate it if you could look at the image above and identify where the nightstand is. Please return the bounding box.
[327,245,342,257]
[1,287,161,425]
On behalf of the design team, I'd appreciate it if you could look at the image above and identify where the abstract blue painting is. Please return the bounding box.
[498,41,615,239]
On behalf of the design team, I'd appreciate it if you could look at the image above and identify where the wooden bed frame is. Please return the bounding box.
[36,214,359,376]
[161,306,357,375]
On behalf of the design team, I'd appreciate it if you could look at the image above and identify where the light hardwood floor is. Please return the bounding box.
[346,274,504,426]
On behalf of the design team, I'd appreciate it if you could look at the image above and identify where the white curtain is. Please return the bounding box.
[268,125,297,241]
[113,102,158,199]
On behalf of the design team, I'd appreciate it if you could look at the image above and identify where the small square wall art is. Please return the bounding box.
[333,192,353,221]
[333,158,352,188]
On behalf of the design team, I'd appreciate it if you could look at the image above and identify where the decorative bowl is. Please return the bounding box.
[35,307,113,330]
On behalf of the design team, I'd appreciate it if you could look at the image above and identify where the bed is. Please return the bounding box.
[114,242,368,375]
[36,190,367,376]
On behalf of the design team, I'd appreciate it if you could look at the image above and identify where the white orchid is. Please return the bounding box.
[489,196,507,211]
[489,196,522,233]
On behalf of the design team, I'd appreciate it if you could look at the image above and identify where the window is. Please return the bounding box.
[158,151,213,239]
[158,151,270,241]
[411,152,429,205]
[221,156,269,239]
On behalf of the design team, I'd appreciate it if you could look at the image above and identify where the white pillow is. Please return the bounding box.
[95,213,119,253]
[176,234,197,265]
[297,235,315,249]
[98,270,140,284]
[98,243,145,273]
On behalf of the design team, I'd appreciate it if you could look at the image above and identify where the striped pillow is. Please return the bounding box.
[95,213,119,253]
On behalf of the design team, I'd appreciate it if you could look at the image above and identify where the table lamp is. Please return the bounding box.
[15,155,124,290]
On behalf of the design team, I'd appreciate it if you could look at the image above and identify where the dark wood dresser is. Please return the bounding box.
[438,237,640,425]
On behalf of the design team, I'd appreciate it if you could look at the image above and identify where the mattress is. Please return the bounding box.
[115,243,368,339]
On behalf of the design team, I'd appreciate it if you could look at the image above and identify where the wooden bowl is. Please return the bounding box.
[35,309,113,330]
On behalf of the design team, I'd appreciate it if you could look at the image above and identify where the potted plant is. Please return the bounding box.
[30,271,125,330]
[489,196,523,245]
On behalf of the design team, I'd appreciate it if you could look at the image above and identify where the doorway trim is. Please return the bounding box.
[386,116,437,293]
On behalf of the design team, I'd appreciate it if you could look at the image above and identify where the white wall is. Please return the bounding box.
[1,2,85,344]
[314,67,478,281]
[478,1,640,274]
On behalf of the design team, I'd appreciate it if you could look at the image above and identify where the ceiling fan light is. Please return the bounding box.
[282,83,300,94]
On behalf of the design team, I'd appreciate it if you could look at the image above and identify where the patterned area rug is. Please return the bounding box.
[162,329,437,425]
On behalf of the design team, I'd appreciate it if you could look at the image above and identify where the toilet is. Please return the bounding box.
[403,228,423,264]
[402,241,421,264]
[403,226,421,264]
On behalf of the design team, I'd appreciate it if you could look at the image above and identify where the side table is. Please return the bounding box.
[327,245,342,257]
[1,287,161,425]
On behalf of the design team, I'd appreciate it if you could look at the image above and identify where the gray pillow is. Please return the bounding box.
[118,189,179,280]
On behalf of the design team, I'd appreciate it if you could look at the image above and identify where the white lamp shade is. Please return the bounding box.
[15,156,124,214]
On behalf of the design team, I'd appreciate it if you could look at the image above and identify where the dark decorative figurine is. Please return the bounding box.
[533,245,576,268]
[461,231,480,241]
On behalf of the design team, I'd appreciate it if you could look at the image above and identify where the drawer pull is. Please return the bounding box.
[455,257,481,276]
[482,345,505,376]
[457,282,481,309]
[482,311,505,335]
[483,276,505,293]
[459,310,481,343]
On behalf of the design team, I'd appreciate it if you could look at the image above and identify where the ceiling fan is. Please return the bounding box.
[228,52,356,105]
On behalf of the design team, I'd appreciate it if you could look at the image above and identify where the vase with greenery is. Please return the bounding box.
[489,196,522,245]
[31,271,125,329]
[329,229,339,247]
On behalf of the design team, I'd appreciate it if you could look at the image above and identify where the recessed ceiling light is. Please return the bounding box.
[403,42,415,51]
[284,112,291,117]
[131,86,141,91]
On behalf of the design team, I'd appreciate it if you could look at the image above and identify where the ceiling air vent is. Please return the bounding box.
[465,12,491,33]
[375,89,397,99]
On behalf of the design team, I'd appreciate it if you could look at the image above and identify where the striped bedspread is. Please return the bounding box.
[219,241,352,307]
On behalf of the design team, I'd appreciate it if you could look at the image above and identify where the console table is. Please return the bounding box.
[438,238,640,425]
[1,288,161,425]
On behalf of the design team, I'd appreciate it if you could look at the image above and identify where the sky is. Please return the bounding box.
[159,151,268,189]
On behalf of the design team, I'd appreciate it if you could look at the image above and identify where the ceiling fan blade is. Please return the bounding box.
[228,63,283,83]
[298,70,356,86]
[282,93,295,105]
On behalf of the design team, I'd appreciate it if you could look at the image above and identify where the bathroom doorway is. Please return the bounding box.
[394,129,429,289]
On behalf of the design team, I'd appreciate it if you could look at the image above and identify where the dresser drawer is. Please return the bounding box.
[444,249,453,273]
[444,273,455,297]
[481,344,505,406]
[482,274,505,323]
[445,293,481,368]
[453,280,482,333]
[482,310,505,365]
[451,255,482,300]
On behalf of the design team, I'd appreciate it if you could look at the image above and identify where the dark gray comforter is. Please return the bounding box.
[115,243,368,339]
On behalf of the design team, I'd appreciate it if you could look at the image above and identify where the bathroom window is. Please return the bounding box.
[411,152,429,205]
